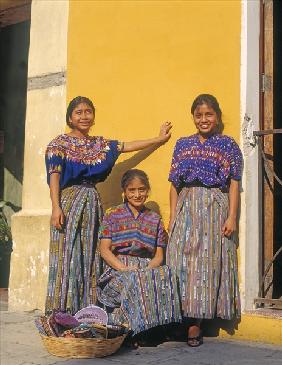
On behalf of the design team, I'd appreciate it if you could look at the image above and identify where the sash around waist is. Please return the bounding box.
[64,179,98,188]
[181,181,229,193]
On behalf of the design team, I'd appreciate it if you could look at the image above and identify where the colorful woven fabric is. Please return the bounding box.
[34,316,52,336]
[166,186,241,320]
[168,134,243,189]
[97,255,182,335]
[45,134,122,189]
[45,184,102,315]
[99,203,167,257]
[34,315,60,336]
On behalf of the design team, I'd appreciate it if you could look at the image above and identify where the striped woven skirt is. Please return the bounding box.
[166,186,240,320]
[97,255,182,335]
[45,184,102,315]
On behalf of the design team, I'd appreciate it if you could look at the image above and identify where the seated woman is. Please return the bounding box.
[97,169,182,341]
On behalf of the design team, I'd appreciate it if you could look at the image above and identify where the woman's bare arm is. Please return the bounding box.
[123,122,172,152]
[222,179,240,237]
[168,183,178,232]
[49,173,64,229]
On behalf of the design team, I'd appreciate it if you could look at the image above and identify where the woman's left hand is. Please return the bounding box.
[147,262,159,269]
[158,121,172,144]
[222,216,236,238]
[147,247,163,268]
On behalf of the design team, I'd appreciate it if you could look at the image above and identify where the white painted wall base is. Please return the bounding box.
[240,0,261,311]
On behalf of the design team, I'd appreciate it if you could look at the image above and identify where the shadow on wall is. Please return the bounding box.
[97,144,161,210]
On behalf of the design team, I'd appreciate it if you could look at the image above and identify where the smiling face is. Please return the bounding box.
[193,103,218,138]
[69,103,94,134]
[124,177,149,211]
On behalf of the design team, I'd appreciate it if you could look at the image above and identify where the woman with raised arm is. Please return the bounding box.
[45,96,171,315]
[167,94,242,347]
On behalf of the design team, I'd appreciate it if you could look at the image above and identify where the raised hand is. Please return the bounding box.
[158,121,172,144]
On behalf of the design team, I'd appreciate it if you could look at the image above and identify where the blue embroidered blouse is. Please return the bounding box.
[168,134,243,189]
[45,134,122,189]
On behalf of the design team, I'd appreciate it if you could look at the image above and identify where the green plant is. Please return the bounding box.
[0,201,12,249]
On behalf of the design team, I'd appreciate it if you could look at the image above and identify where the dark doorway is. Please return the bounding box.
[0,10,30,291]
[0,20,30,211]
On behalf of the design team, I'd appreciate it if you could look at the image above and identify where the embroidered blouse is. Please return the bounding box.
[168,133,243,189]
[45,134,122,188]
[99,203,167,258]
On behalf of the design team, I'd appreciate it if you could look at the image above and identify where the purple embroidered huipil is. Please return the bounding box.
[168,134,243,189]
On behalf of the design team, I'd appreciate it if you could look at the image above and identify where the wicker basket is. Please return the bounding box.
[40,333,127,358]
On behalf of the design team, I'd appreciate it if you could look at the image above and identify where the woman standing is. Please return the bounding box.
[45,96,171,315]
[166,94,242,346]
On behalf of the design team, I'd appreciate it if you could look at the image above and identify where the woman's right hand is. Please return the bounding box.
[168,213,176,234]
[158,121,172,144]
[167,219,174,234]
[51,206,64,230]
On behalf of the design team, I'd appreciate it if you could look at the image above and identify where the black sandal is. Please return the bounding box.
[187,334,203,347]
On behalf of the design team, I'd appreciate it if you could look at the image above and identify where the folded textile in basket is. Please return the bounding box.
[53,311,79,328]
[35,315,127,339]
[62,323,104,338]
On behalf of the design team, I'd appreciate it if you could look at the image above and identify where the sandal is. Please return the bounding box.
[187,324,203,347]
[187,334,203,347]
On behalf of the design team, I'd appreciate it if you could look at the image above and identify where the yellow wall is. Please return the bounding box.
[219,314,282,345]
[67,0,241,223]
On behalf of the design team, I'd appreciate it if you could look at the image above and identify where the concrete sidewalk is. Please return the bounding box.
[1,310,282,365]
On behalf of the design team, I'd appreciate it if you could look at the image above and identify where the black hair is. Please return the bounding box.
[191,94,222,123]
[121,169,150,191]
[66,96,95,128]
